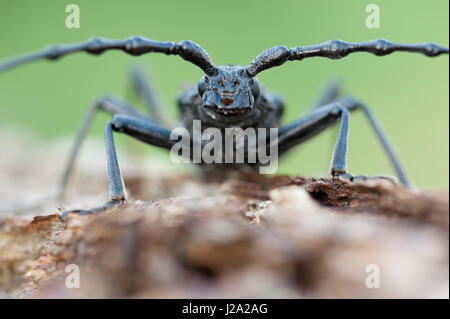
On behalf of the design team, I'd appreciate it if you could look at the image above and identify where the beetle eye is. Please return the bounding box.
[250,79,260,99]
[198,77,207,96]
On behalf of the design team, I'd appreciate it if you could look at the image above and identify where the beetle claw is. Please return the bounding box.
[333,172,397,185]
[61,199,124,221]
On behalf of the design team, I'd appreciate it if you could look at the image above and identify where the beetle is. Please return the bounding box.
[0,37,448,216]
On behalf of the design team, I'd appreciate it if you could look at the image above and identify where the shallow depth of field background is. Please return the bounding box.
[0,0,448,189]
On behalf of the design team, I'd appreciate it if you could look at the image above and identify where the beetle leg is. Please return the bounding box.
[277,96,411,187]
[130,65,172,128]
[62,114,177,219]
[58,95,154,199]
[308,79,341,110]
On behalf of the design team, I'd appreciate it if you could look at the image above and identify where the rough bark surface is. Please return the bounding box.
[0,132,448,298]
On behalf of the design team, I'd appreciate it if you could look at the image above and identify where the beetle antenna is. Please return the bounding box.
[246,39,449,77]
[0,36,218,76]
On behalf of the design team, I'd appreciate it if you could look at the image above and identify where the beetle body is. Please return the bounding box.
[0,36,447,215]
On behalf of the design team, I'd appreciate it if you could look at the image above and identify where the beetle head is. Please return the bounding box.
[197,65,260,118]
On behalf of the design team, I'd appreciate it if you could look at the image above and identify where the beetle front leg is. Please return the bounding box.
[58,95,154,199]
[277,97,410,187]
[61,121,126,219]
[62,115,177,219]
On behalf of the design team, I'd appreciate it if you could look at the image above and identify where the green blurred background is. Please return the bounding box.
[0,0,448,189]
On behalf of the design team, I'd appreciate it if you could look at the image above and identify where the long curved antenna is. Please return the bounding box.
[245,39,449,77]
[0,36,218,76]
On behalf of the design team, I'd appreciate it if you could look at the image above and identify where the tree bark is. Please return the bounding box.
[0,135,448,298]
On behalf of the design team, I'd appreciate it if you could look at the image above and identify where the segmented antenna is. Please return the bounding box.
[0,36,218,76]
[246,39,449,77]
